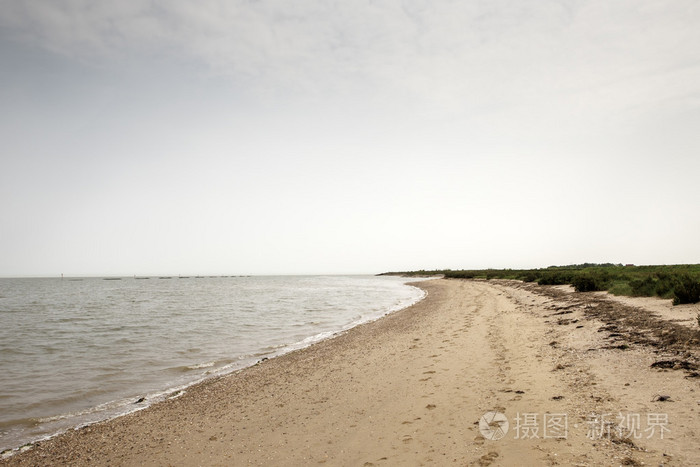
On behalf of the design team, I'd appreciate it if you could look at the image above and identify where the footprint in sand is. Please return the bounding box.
[477,452,499,466]
[423,370,436,374]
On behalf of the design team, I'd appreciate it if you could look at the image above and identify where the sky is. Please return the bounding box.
[1,0,699,276]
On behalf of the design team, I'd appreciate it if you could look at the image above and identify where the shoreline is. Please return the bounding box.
[3,279,699,465]
[0,279,428,457]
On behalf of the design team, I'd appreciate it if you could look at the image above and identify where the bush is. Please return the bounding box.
[655,277,675,298]
[672,276,700,305]
[521,272,538,283]
[572,275,604,292]
[449,271,475,279]
[538,272,572,286]
[630,276,657,296]
[608,281,633,296]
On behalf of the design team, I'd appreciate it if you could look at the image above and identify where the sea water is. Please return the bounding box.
[0,275,426,452]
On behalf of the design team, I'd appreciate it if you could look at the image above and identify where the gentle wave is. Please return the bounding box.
[185,361,216,370]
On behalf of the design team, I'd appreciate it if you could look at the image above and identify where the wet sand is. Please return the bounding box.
[3,279,699,466]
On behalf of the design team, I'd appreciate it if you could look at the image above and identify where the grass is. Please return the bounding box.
[381,264,700,305]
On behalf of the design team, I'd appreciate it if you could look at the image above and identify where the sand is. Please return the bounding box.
[3,279,699,466]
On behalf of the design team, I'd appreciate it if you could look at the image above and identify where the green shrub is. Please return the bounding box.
[608,281,633,296]
[449,271,475,279]
[522,272,538,283]
[572,275,604,292]
[672,276,700,305]
[538,272,572,286]
[630,276,657,296]
[655,277,675,298]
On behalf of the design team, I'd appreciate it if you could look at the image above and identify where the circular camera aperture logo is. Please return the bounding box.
[479,411,509,440]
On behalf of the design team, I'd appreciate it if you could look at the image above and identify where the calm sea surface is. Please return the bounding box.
[0,275,425,452]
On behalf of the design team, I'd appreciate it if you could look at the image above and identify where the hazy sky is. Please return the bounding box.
[1,1,699,276]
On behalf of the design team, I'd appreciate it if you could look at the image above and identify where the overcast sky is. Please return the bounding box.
[1,1,699,276]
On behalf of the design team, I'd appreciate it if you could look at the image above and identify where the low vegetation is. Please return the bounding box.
[381,264,700,305]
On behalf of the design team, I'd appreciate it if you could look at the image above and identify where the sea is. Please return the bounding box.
[0,274,426,453]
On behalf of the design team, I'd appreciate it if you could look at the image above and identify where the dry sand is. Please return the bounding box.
[3,279,699,466]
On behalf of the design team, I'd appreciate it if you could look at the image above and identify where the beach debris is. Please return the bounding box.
[477,451,499,466]
[135,397,146,404]
[551,309,574,316]
[651,394,672,402]
[611,433,639,449]
[650,360,676,369]
[650,359,698,371]
[551,395,564,400]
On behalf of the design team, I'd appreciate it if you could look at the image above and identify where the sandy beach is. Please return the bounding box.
[3,278,699,466]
